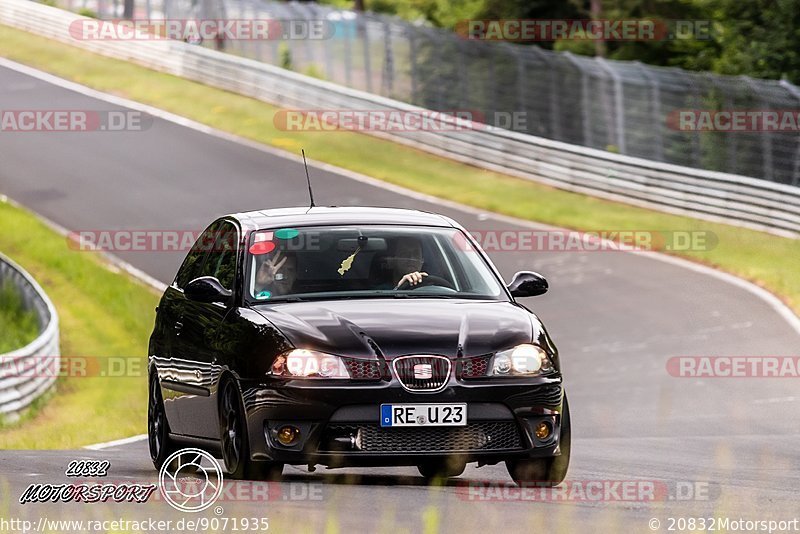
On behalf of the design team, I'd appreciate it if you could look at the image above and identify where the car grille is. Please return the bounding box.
[458,355,491,378]
[511,385,563,407]
[393,355,451,392]
[321,422,523,453]
[341,358,385,380]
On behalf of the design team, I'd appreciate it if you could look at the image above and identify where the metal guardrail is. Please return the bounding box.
[54,0,800,187]
[0,253,60,422]
[1,0,799,237]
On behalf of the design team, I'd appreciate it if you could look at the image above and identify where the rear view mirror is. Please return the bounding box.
[336,237,388,252]
[185,276,232,303]
[507,271,548,298]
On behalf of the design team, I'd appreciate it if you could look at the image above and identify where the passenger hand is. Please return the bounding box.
[257,251,287,285]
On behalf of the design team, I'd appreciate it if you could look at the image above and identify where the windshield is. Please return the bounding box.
[245,225,506,302]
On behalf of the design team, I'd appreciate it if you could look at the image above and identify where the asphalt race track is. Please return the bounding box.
[1,62,799,533]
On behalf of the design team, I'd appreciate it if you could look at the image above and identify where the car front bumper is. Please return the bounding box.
[240,376,566,467]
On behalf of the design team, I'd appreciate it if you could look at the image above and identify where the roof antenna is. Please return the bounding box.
[301,149,315,209]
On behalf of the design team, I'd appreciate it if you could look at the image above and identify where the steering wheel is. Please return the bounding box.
[396,274,456,291]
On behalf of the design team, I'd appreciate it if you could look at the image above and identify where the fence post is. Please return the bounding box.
[381,19,394,96]
[595,57,626,154]
[743,76,774,181]
[635,61,664,162]
[526,46,561,141]
[780,79,800,186]
[564,52,592,148]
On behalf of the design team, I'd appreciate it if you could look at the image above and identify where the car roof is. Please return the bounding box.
[229,206,457,232]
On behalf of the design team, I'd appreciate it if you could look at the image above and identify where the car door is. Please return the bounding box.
[171,219,240,439]
[158,220,220,435]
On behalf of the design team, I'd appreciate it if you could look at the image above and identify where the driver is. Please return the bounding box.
[389,237,428,289]
[255,249,297,298]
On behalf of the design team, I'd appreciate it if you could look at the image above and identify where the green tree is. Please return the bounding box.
[316,0,800,83]
[702,0,800,83]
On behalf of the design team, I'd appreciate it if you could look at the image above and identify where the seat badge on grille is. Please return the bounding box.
[413,363,433,379]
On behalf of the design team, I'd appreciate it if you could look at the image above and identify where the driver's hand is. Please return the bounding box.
[395,271,428,289]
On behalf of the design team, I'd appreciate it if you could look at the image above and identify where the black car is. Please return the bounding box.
[148,206,570,485]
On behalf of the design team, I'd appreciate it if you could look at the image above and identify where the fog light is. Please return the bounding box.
[535,421,552,440]
[276,425,300,446]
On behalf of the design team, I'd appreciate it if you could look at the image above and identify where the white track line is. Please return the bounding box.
[1,194,166,293]
[1,57,798,451]
[83,433,147,450]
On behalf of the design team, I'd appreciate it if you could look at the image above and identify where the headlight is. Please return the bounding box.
[491,344,552,376]
[270,349,351,379]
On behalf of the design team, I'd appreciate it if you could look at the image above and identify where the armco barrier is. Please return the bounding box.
[1,0,798,237]
[0,252,60,422]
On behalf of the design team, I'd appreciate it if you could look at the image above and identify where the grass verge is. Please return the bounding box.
[0,199,158,448]
[0,22,797,320]
[0,283,40,354]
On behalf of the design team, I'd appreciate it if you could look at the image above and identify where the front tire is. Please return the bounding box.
[148,372,177,470]
[506,394,571,486]
[219,379,283,480]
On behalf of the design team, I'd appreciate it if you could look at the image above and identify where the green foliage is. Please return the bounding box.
[279,42,293,70]
[0,197,158,448]
[320,0,800,83]
[0,283,40,353]
[76,7,97,18]
[304,64,325,80]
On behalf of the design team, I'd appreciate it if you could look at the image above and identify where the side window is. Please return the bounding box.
[174,221,219,289]
[200,221,239,291]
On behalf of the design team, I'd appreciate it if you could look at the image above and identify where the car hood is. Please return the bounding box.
[252,298,534,359]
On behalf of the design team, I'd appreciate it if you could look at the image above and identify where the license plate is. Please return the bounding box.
[380,403,467,427]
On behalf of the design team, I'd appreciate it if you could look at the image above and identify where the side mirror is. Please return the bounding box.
[185,276,232,303]
[507,271,548,298]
